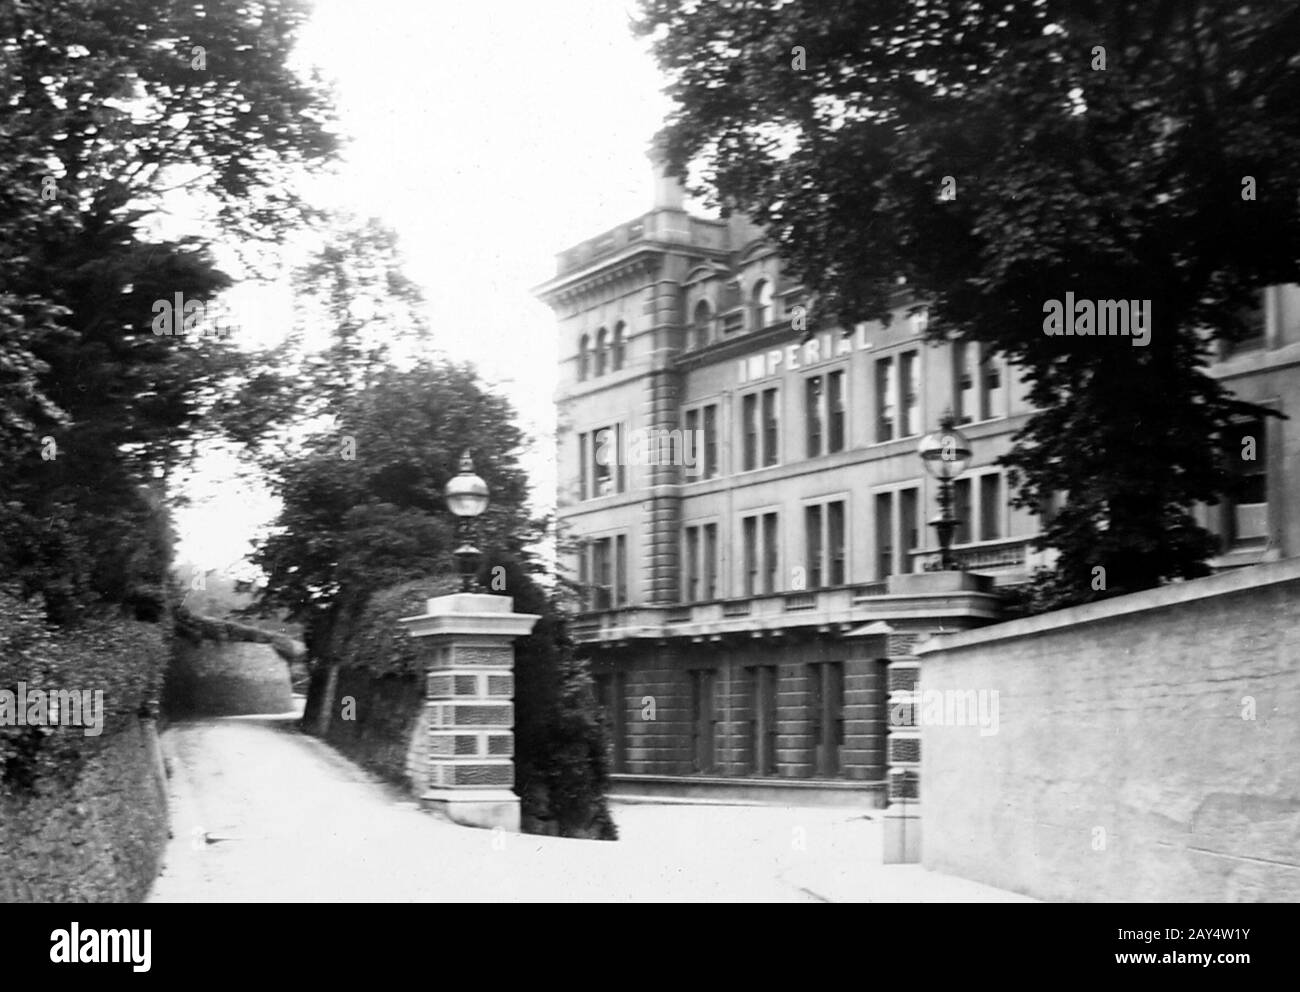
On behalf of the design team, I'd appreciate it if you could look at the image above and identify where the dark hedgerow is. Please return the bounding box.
[0,586,168,799]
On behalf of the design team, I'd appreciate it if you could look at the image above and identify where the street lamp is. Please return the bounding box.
[918,410,972,571]
[445,449,489,592]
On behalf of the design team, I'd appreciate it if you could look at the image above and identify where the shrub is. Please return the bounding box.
[0,586,168,798]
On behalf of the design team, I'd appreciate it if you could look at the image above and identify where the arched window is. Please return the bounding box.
[594,328,609,376]
[752,279,774,330]
[612,322,626,371]
[692,300,712,350]
[578,333,590,381]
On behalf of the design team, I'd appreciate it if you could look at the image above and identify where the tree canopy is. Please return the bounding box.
[250,359,538,659]
[0,0,338,622]
[635,0,1300,603]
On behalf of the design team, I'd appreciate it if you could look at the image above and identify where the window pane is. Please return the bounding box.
[828,370,845,452]
[750,666,778,775]
[1235,420,1267,504]
[704,405,718,478]
[579,432,589,500]
[594,427,613,494]
[753,280,773,330]
[762,388,779,466]
[615,425,625,493]
[615,534,627,604]
[900,351,918,437]
[981,349,1002,420]
[693,301,712,349]
[954,479,972,544]
[743,516,758,596]
[876,358,895,442]
[955,342,974,424]
[1226,292,1267,356]
[900,489,918,574]
[1228,419,1268,542]
[703,523,718,599]
[593,538,612,609]
[980,474,1002,541]
[828,500,846,585]
[763,513,779,592]
[875,492,894,579]
[685,527,699,601]
[742,394,758,470]
[805,376,823,458]
[805,504,823,589]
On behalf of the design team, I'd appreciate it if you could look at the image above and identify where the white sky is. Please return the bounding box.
[174,0,673,572]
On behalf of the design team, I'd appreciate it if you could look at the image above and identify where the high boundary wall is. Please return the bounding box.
[916,557,1300,902]
[163,641,293,717]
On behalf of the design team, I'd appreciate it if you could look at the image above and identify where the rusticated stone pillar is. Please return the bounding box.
[883,636,922,864]
[398,593,540,831]
[879,570,999,863]
[641,272,685,605]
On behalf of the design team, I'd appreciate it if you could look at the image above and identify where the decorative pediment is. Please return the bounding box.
[683,261,728,288]
[737,238,776,265]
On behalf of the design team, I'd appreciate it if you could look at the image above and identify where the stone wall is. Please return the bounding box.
[917,557,1300,902]
[163,641,292,717]
[0,718,168,902]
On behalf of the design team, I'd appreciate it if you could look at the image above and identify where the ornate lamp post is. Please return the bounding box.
[444,450,489,592]
[917,411,972,571]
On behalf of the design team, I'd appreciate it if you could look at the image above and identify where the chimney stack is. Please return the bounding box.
[648,129,685,210]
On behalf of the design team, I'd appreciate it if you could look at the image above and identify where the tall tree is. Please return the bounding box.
[251,360,537,660]
[209,214,433,455]
[634,0,1300,603]
[0,0,338,620]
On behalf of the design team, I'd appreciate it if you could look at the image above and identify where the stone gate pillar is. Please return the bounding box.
[883,632,922,864]
[877,571,1001,863]
[398,593,540,832]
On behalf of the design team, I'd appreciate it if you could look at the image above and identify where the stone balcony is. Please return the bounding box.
[910,535,1051,579]
[570,567,1012,647]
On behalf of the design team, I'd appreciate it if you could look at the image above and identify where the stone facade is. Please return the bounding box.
[535,140,1300,805]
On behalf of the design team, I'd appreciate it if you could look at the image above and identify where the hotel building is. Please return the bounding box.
[534,147,1300,806]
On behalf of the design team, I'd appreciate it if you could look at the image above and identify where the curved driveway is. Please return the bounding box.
[149,716,1030,903]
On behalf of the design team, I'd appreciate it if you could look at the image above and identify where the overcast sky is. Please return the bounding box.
[175,0,673,572]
